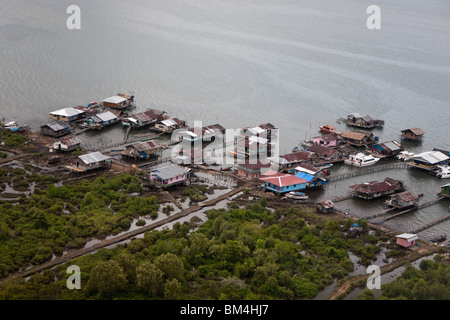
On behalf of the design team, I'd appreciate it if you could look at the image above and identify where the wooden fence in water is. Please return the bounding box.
[327,163,409,183]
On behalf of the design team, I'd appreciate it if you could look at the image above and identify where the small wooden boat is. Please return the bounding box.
[286,192,308,200]
[319,124,339,134]
[3,121,29,132]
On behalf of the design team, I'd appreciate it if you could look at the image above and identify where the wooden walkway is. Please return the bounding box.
[330,192,355,202]
[0,182,251,286]
[371,197,445,224]
[408,213,450,234]
[328,163,409,183]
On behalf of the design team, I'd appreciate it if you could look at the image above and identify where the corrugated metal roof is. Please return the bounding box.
[362,115,374,122]
[295,171,315,182]
[308,144,337,156]
[95,111,117,122]
[129,109,164,122]
[282,151,312,163]
[391,191,421,202]
[43,122,69,131]
[411,151,449,164]
[383,141,401,152]
[350,178,403,194]
[151,164,189,180]
[395,233,418,241]
[78,152,109,164]
[131,140,163,152]
[102,96,127,104]
[50,107,84,117]
[60,136,81,146]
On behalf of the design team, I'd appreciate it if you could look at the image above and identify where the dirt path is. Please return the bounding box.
[0,182,251,286]
[327,245,443,300]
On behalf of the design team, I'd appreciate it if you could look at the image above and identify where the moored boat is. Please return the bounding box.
[285,191,308,200]
[319,124,339,134]
[3,121,29,132]
[396,151,415,161]
[344,152,380,167]
[435,165,450,179]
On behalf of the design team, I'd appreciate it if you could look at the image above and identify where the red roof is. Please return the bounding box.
[260,174,308,187]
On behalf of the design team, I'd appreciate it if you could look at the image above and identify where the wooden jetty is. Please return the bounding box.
[327,163,409,182]
[330,192,355,203]
[371,197,445,224]
[408,213,450,234]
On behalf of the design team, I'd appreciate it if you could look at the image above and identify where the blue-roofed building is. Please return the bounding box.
[295,171,327,188]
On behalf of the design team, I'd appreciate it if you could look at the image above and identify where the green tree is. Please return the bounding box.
[136,261,164,296]
[154,253,185,281]
[116,252,137,283]
[86,260,127,297]
[164,278,182,300]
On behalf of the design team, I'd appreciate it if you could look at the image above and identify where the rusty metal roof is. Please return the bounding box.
[282,151,312,163]
[131,140,163,152]
[350,178,403,194]
[307,144,337,156]
[60,136,81,147]
[130,109,165,122]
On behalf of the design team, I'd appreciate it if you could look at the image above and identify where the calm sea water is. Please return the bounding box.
[0,0,449,239]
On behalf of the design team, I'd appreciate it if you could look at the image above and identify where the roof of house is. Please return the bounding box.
[59,136,81,147]
[295,171,315,182]
[411,151,449,164]
[340,131,367,141]
[402,127,425,136]
[383,141,402,152]
[50,107,85,117]
[282,151,312,163]
[313,134,338,142]
[349,178,403,194]
[129,109,165,122]
[260,174,308,187]
[308,144,337,156]
[395,233,418,241]
[295,164,321,175]
[78,152,109,164]
[238,160,272,170]
[160,118,184,127]
[151,164,189,180]
[96,111,117,122]
[42,122,70,131]
[261,169,282,177]
[102,96,127,104]
[362,115,374,122]
[130,140,163,152]
[390,191,422,202]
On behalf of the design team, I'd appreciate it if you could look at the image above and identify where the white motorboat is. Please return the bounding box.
[344,152,380,167]
[396,151,414,161]
[435,165,450,179]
